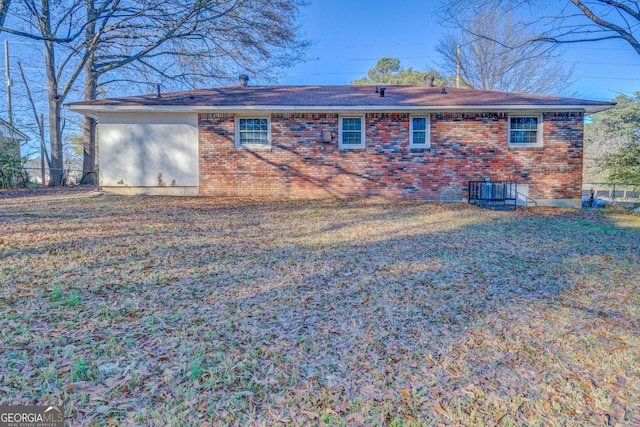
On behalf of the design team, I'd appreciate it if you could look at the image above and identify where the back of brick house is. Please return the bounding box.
[65,84,613,207]
[199,111,584,203]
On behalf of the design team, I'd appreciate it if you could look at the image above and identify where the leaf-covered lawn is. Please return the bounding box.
[1,190,639,426]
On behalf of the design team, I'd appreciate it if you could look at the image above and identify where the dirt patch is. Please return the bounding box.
[0,185,101,199]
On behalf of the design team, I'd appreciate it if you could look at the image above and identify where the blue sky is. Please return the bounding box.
[280,0,640,102]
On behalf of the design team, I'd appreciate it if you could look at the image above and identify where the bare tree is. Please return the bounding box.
[436,11,574,95]
[0,0,10,27]
[80,0,309,184]
[16,0,92,186]
[1,0,132,185]
[17,62,50,185]
[1,0,310,185]
[440,1,640,56]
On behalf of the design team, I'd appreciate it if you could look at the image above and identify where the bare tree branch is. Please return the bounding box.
[442,1,640,55]
[3,0,310,185]
[17,61,50,169]
[437,11,575,95]
[567,0,640,54]
[0,0,11,28]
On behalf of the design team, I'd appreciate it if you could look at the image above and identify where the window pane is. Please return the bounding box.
[238,118,269,145]
[342,117,362,131]
[342,131,361,145]
[509,117,539,145]
[241,131,269,145]
[413,131,426,145]
[510,130,537,144]
[412,117,426,131]
[511,117,538,130]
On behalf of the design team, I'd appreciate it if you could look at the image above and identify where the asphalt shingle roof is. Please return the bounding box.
[65,85,615,113]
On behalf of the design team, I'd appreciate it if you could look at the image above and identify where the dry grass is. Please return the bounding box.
[1,190,639,426]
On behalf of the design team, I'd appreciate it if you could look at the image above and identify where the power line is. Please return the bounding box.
[345,56,437,62]
[576,75,640,81]
[312,57,640,68]
[0,39,42,46]
[314,43,413,49]
[568,46,636,52]
[285,70,640,82]
[0,66,45,72]
[5,37,635,52]
[310,44,635,52]
[573,61,640,67]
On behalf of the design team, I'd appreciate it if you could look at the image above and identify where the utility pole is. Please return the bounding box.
[4,40,12,126]
[456,45,461,89]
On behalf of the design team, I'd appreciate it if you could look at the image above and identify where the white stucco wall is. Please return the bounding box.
[98,113,198,188]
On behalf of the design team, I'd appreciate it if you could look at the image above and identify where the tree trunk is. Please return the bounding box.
[82,74,97,185]
[40,113,46,185]
[42,0,64,186]
[47,94,63,186]
[82,0,97,185]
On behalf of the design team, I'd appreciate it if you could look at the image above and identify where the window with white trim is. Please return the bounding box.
[235,117,271,148]
[410,116,430,148]
[508,115,542,148]
[339,116,365,149]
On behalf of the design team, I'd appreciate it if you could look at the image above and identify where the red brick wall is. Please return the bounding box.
[198,111,583,201]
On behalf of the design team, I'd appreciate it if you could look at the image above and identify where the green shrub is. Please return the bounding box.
[0,151,28,188]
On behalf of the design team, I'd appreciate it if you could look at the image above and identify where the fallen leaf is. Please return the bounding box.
[433,401,447,416]
[299,410,319,420]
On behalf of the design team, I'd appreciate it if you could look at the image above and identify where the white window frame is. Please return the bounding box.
[508,114,543,148]
[235,116,271,149]
[410,115,430,148]
[339,115,365,149]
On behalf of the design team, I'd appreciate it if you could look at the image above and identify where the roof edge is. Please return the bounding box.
[66,104,612,116]
[0,118,30,141]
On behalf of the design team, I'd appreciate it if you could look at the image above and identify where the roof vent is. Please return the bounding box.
[441,86,447,95]
[425,74,435,87]
[239,74,249,87]
[380,87,386,97]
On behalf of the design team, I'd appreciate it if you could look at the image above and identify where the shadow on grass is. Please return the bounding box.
[1,196,639,425]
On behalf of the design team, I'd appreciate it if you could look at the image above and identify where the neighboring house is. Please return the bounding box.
[0,118,28,160]
[66,79,614,207]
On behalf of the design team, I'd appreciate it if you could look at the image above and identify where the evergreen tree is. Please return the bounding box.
[585,93,640,183]
[352,57,446,86]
